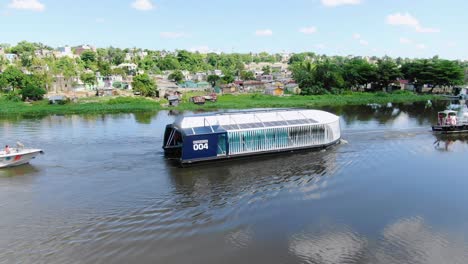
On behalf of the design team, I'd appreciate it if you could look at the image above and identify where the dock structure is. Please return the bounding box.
[163,109,341,164]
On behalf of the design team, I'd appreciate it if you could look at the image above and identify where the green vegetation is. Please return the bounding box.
[0,96,161,117]
[290,55,465,95]
[132,74,157,97]
[168,70,184,83]
[172,91,438,111]
[0,92,438,117]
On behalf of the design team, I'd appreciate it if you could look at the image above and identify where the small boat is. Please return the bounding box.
[0,143,43,168]
[432,110,468,134]
[163,109,341,164]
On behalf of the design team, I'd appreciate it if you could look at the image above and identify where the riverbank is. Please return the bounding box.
[0,92,438,117]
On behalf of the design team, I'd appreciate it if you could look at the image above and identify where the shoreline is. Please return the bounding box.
[0,92,439,118]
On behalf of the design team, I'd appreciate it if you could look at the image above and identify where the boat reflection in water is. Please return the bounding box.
[433,134,468,152]
[0,164,40,178]
[166,143,340,212]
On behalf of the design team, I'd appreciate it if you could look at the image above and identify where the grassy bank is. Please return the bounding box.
[0,91,438,117]
[173,91,439,111]
[0,96,162,117]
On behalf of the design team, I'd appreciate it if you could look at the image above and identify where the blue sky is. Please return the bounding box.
[1,0,466,59]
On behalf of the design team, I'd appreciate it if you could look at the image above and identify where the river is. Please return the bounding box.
[1,101,468,264]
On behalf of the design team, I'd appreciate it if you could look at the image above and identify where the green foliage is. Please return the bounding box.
[5,91,22,102]
[292,60,344,95]
[53,57,78,78]
[240,70,255,80]
[375,59,401,90]
[207,75,221,87]
[19,74,46,100]
[1,66,25,91]
[343,58,377,88]
[262,65,271,75]
[177,50,205,72]
[106,96,154,105]
[80,50,97,69]
[158,55,180,71]
[221,74,235,84]
[80,72,97,88]
[132,73,157,97]
[168,70,184,82]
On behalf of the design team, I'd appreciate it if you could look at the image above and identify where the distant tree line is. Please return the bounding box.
[289,53,465,95]
[1,41,468,101]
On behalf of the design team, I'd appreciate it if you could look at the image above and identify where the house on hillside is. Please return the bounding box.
[74,45,96,56]
[4,54,18,63]
[242,81,266,93]
[285,83,301,94]
[258,75,273,82]
[221,84,238,94]
[265,82,285,96]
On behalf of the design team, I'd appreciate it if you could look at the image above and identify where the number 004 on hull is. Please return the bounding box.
[163,109,341,165]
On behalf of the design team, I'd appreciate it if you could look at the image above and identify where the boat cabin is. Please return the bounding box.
[163,109,341,164]
[437,110,458,126]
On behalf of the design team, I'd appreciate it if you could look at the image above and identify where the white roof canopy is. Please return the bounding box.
[174,109,340,132]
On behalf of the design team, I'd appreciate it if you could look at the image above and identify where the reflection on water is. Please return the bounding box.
[375,216,468,264]
[0,164,39,178]
[433,134,468,152]
[289,226,367,264]
[1,101,468,263]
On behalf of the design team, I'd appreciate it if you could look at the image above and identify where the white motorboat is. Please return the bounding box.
[0,143,43,168]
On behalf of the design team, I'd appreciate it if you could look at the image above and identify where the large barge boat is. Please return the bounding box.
[163,109,341,164]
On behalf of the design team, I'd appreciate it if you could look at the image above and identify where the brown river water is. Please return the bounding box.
[1,101,468,264]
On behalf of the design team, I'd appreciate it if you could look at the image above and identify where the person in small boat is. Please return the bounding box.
[4,145,10,154]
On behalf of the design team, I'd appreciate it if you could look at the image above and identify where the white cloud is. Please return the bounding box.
[8,0,45,11]
[189,46,215,54]
[386,12,440,33]
[315,44,327,49]
[131,0,154,11]
[160,32,189,39]
[321,0,361,7]
[447,41,457,48]
[255,29,273,37]
[399,37,412,44]
[416,43,426,49]
[353,33,368,45]
[299,26,317,34]
[359,39,369,46]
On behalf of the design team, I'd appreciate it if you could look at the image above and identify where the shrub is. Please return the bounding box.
[5,91,22,102]
[21,84,46,101]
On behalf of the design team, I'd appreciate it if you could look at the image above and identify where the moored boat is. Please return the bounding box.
[0,143,43,168]
[163,109,341,164]
[432,110,468,134]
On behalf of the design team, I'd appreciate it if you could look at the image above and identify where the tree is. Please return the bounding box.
[97,60,111,76]
[222,74,235,84]
[132,73,157,97]
[343,58,377,89]
[21,74,46,101]
[207,75,220,87]
[262,65,271,75]
[168,70,184,83]
[375,59,401,91]
[1,66,25,91]
[80,72,97,89]
[53,57,78,79]
[80,50,97,69]
[240,70,255,80]
[158,55,181,71]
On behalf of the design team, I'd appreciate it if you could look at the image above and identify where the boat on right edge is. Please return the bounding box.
[432,109,468,134]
